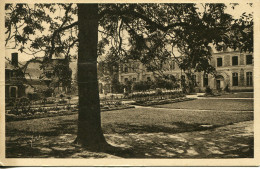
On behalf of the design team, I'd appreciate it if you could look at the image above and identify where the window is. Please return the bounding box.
[232,56,238,66]
[112,66,116,71]
[124,78,128,83]
[133,63,139,71]
[181,75,186,86]
[124,67,128,73]
[5,71,10,80]
[45,71,52,78]
[203,74,208,87]
[217,58,222,67]
[192,75,197,86]
[10,86,17,98]
[147,77,151,81]
[133,78,136,82]
[246,55,253,65]
[232,73,238,86]
[246,72,253,86]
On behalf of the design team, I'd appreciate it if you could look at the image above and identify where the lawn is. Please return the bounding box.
[6,107,253,136]
[5,98,254,158]
[215,92,253,98]
[153,99,253,111]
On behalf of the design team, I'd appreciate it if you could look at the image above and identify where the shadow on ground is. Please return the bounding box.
[6,119,253,158]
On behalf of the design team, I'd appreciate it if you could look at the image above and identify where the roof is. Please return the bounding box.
[24,61,44,80]
[5,62,17,70]
[52,52,65,60]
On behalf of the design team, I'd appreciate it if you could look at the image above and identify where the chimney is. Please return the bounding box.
[11,53,18,67]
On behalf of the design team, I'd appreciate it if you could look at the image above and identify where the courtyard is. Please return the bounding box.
[6,92,254,158]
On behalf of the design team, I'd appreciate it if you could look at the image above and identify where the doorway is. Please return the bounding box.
[10,86,17,98]
[215,75,224,90]
[216,80,221,90]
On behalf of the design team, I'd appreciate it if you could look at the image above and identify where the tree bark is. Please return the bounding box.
[76,4,108,150]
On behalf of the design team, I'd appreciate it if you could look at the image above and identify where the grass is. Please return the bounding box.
[215,92,253,98]
[6,106,253,136]
[153,99,253,111]
[5,98,254,158]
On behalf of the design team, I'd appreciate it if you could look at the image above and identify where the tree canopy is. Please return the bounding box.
[6,3,253,71]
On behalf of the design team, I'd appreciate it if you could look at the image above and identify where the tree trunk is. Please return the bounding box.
[76,4,108,150]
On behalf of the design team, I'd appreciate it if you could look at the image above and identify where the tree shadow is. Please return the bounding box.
[104,121,221,135]
[7,118,253,158]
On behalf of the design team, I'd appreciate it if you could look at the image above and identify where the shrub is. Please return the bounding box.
[42,88,54,97]
[58,99,67,104]
[224,85,230,92]
[111,79,124,93]
[5,98,15,107]
[27,92,41,100]
[155,88,163,95]
[205,86,213,95]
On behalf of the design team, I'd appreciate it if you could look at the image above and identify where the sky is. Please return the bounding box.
[5,3,254,63]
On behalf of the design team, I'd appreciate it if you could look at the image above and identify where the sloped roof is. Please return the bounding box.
[24,59,44,80]
[5,61,17,70]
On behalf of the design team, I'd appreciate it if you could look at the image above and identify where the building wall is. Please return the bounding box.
[118,51,254,92]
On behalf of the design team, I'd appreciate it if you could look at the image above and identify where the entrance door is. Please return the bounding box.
[10,86,17,98]
[216,80,221,90]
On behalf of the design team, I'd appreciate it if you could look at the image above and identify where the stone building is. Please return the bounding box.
[5,52,72,99]
[118,49,253,92]
[5,53,26,98]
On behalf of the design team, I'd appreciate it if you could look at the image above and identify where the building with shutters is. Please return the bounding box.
[118,49,254,92]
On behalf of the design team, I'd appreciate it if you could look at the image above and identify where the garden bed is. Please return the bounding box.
[6,104,135,122]
[132,97,196,106]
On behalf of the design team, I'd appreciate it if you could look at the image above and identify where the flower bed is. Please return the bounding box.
[6,109,77,122]
[132,97,196,106]
[6,100,135,122]
[129,90,184,99]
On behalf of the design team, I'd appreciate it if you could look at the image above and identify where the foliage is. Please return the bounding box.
[6,4,253,74]
[205,86,213,95]
[5,4,253,96]
[42,88,54,97]
[111,78,124,93]
[133,81,154,92]
[227,11,253,53]
[154,76,178,90]
[9,97,31,115]
[27,92,42,100]
[224,84,230,93]
[130,90,184,100]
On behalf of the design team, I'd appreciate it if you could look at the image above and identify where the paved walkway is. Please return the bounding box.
[134,105,253,113]
[198,97,253,100]
[186,92,253,99]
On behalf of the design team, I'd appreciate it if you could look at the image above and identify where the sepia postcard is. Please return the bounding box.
[0,0,259,166]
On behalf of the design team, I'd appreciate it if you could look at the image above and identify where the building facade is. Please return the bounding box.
[5,53,72,99]
[118,50,254,92]
[5,53,26,98]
